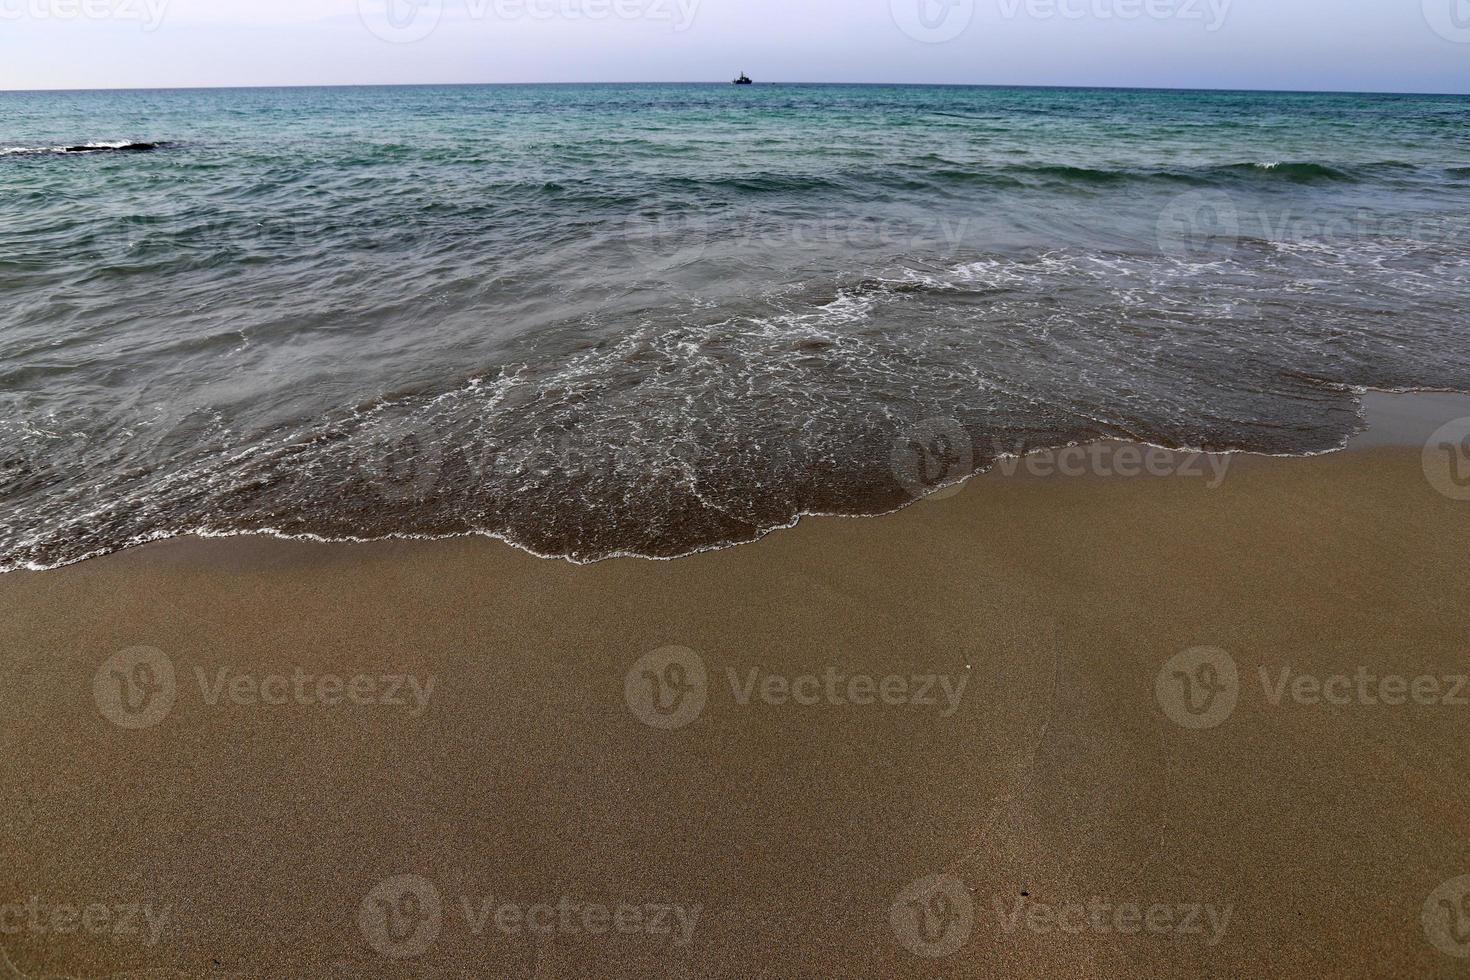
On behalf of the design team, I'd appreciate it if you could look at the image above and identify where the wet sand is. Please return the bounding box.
[2,394,1469,977]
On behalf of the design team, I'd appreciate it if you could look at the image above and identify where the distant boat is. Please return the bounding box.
[733,72,753,85]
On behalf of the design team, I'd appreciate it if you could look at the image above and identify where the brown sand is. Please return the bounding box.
[3,410,1470,977]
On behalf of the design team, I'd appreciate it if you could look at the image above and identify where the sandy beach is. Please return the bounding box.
[3,394,1470,978]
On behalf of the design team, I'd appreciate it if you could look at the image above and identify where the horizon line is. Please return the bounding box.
[3,80,1469,98]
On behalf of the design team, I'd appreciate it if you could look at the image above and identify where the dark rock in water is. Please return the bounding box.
[62,142,162,154]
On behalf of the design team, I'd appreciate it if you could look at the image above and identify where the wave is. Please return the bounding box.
[6,235,1469,575]
[1215,161,1358,182]
[910,160,1402,192]
[666,173,847,194]
[1019,164,1136,184]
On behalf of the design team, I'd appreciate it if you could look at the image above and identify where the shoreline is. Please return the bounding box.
[2,391,1469,976]
[5,389,1466,578]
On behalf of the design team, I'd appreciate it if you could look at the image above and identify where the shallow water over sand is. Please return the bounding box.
[3,84,1469,569]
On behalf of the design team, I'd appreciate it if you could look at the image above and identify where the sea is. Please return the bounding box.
[2,83,1468,570]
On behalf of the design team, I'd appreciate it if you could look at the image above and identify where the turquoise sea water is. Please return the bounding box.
[2,84,1469,568]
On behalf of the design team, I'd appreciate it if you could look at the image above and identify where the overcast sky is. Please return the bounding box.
[2,0,1468,93]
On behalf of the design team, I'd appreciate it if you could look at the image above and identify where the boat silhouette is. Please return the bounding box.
[733,72,753,85]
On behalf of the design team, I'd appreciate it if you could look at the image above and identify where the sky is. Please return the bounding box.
[1,0,1468,93]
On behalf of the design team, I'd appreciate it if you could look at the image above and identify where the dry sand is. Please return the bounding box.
[2,394,1469,978]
